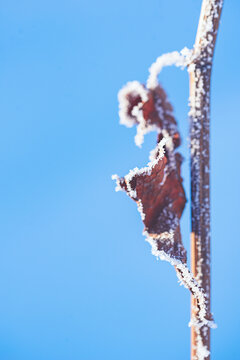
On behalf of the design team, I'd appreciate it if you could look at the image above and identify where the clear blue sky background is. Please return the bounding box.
[0,1,239,359]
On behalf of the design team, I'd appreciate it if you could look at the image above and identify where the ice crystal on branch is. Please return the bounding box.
[113,0,223,357]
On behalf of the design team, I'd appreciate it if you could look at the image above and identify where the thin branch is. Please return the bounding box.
[188,0,223,359]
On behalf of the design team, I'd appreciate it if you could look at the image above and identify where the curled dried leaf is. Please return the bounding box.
[118,81,179,147]
[118,139,187,263]
[114,78,214,329]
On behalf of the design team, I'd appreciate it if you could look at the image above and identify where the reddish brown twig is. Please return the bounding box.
[188,1,223,358]
[113,1,223,358]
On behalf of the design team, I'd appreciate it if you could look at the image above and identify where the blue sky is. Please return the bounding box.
[0,1,239,359]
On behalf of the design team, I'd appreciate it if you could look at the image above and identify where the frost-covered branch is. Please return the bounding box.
[147,47,192,90]
[113,1,223,359]
[188,1,223,359]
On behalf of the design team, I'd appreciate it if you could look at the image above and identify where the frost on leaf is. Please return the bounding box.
[114,76,215,331]
[118,82,179,147]
[117,136,187,263]
[117,81,186,262]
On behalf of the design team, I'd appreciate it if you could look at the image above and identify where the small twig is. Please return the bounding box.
[188,0,223,358]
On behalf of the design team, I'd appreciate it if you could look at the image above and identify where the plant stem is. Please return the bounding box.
[189,1,223,358]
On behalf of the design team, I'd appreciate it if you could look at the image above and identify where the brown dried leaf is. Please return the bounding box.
[118,143,187,263]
